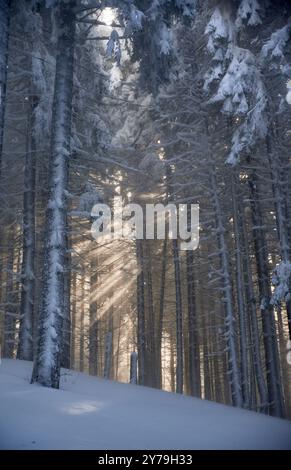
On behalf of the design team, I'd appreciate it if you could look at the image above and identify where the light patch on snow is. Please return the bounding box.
[62,401,104,416]
[0,360,291,450]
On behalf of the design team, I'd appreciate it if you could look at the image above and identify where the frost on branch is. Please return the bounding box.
[77,182,104,218]
[159,23,173,55]
[235,0,262,29]
[205,7,234,55]
[203,7,234,91]
[261,23,291,60]
[207,47,268,164]
[271,261,291,306]
[106,30,121,65]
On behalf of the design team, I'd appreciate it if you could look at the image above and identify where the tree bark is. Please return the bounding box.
[186,249,201,397]
[172,238,183,394]
[0,0,10,175]
[17,92,38,361]
[89,257,98,375]
[136,239,146,385]
[209,164,242,407]
[3,228,17,357]
[31,0,76,388]
[248,168,285,417]
[231,171,249,407]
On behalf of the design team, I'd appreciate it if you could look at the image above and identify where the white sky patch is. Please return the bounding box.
[100,7,116,26]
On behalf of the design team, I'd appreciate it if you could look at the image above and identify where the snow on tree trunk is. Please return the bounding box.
[209,163,243,408]
[172,238,184,394]
[70,272,77,369]
[0,0,10,175]
[79,274,85,372]
[130,351,138,385]
[231,171,249,408]
[17,92,38,361]
[31,0,76,389]
[3,228,17,358]
[267,133,291,340]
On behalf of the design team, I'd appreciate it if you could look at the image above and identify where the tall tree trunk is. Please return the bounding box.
[172,239,183,394]
[156,238,167,389]
[79,273,85,372]
[3,228,17,357]
[186,249,201,397]
[145,242,157,387]
[266,134,291,340]
[31,0,76,388]
[104,308,113,379]
[0,0,10,174]
[209,164,242,407]
[231,171,249,407]
[136,239,146,385]
[89,257,98,375]
[130,351,138,384]
[61,226,71,369]
[248,168,285,417]
[201,300,212,401]
[240,197,268,411]
[17,92,38,361]
[70,271,77,368]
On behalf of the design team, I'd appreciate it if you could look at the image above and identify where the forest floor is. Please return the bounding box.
[0,359,290,450]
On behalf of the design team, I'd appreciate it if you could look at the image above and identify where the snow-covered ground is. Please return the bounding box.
[0,359,290,450]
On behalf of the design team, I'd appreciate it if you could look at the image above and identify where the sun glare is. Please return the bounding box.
[101,7,115,26]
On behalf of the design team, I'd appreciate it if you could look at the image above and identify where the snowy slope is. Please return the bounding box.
[0,359,290,450]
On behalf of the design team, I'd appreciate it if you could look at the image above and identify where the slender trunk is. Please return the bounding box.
[3,228,16,357]
[277,306,291,416]
[79,274,85,372]
[136,239,146,385]
[231,171,249,407]
[130,351,138,384]
[17,92,38,361]
[202,306,212,401]
[145,242,156,387]
[0,0,10,175]
[156,238,167,389]
[70,271,77,368]
[248,168,284,417]
[170,329,175,392]
[186,249,201,397]
[0,0,10,336]
[267,134,291,340]
[89,258,98,375]
[104,310,113,379]
[210,165,242,407]
[61,223,71,369]
[240,199,268,411]
[172,239,183,394]
[115,310,122,380]
[31,0,76,388]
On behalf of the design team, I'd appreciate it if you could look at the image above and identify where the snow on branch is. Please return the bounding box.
[271,261,291,306]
